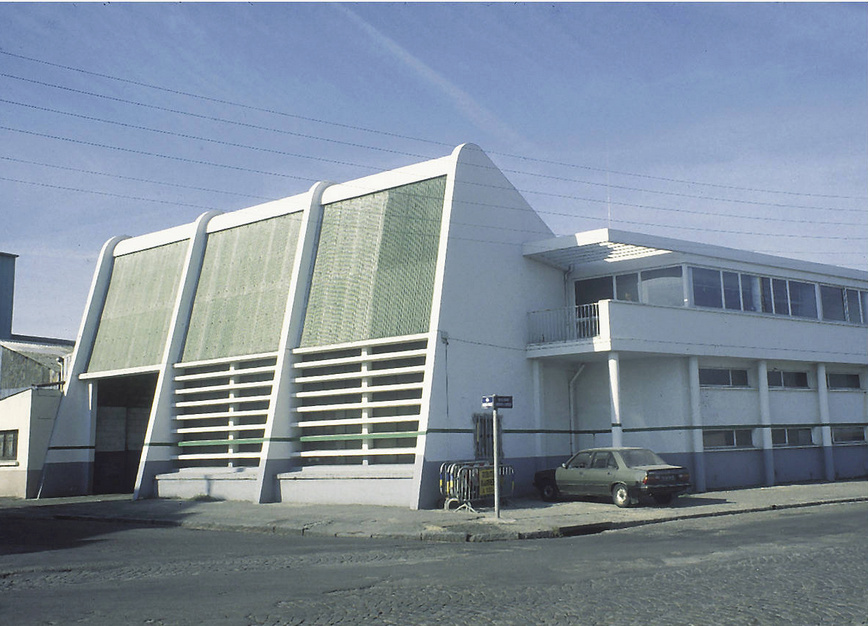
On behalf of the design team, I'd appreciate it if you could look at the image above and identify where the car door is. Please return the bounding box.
[586,451,617,496]
[555,451,592,496]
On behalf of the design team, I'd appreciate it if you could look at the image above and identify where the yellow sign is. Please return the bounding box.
[479,468,495,496]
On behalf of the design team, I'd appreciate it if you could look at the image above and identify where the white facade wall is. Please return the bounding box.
[0,388,61,498]
[32,147,867,506]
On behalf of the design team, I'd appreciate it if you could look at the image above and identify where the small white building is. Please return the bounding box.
[0,252,74,498]
[34,145,867,507]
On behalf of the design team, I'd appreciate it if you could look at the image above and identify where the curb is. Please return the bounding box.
[3,495,866,543]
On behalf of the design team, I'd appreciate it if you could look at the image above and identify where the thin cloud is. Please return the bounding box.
[337,5,526,147]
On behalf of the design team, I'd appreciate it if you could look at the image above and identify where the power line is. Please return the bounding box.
[0,98,382,172]
[0,72,438,162]
[0,155,278,201]
[5,74,863,214]
[3,122,864,231]
[3,49,865,202]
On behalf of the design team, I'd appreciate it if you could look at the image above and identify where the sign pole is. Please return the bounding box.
[492,406,501,519]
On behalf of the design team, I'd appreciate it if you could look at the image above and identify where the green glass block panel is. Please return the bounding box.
[301,176,445,347]
[182,212,303,362]
[87,242,186,373]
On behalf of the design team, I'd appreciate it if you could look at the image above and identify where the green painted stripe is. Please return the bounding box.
[47,445,95,450]
[178,438,265,447]
[299,432,422,443]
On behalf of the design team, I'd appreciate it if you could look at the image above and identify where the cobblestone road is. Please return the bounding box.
[1,503,866,625]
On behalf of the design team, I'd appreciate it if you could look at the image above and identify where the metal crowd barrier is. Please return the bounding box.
[439,460,515,511]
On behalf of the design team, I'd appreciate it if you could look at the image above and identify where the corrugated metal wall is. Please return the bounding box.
[87,242,187,373]
[182,212,303,362]
[300,176,446,347]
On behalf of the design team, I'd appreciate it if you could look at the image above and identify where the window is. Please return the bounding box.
[699,368,749,387]
[820,285,846,321]
[845,289,863,325]
[760,277,774,313]
[826,373,861,390]
[723,272,741,310]
[741,274,760,312]
[832,426,866,444]
[788,281,817,319]
[590,451,617,469]
[567,451,592,469]
[767,370,809,389]
[0,431,17,461]
[641,266,683,307]
[772,427,814,447]
[615,273,639,302]
[575,277,613,306]
[703,429,753,448]
[692,267,722,308]
[772,279,790,316]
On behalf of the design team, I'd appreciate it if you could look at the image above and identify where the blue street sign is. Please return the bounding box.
[482,395,513,410]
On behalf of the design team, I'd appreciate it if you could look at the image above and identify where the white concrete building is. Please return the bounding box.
[35,145,867,507]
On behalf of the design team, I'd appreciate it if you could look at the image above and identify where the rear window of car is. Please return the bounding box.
[620,449,667,468]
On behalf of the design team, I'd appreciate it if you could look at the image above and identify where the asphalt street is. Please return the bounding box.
[1,501,866,625]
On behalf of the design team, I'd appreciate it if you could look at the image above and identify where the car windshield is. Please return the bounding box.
[620,449,667,468]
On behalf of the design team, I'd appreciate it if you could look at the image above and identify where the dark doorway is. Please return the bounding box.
[93,373,157,494]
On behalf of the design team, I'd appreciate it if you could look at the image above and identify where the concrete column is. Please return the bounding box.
[608,352,622,448]
[687,356,706,492]
[258,181,330,503]
[816,363,835,481]
[40,235,128,497]
[135,210,220,499]
[532,359,544,458]
[757,360,775,486]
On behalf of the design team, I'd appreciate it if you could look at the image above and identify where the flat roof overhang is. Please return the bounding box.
[523,228,868,283]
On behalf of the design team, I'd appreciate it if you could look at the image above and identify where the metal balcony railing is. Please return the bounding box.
[527,303,600,345]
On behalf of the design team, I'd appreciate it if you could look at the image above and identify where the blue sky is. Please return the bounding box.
[1,3,866,339]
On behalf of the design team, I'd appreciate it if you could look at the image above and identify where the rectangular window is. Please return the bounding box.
[845,289,863,324]
[703,428,753,449]
[827,373,861,390]
[772,279,789,316]
[832,426,866,444]
[615,273,639,302]
[722,272,742,310]
[820,285,846,321]
[641,266,683,307]
[862,292,868,325]
[788,281,817,319]
[783,371,809,388]
[741,274,759,312]
[692,267,722,308]
[768,370,809,389]
[0,431,18,461]
[760,277,774,313]
[699,368,749,387]
[772,427,814,447]
[575,276,613,306]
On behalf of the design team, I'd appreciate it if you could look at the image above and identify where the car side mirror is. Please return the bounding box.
[560,462,567,469]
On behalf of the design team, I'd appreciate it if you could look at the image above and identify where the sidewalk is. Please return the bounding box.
[2,480,866,542]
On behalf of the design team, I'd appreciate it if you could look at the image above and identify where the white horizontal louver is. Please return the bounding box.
[291,337,427,467]
[171,354,277,468]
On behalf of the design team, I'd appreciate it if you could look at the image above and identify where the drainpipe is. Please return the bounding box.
[608,352,623,447]
[568,364,586,454]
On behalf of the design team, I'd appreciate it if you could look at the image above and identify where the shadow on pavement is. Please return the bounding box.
[0,496,197,556]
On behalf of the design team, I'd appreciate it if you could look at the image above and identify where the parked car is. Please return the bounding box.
[533,447,691,507]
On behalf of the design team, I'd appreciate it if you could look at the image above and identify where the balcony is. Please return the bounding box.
[527,303,600,345]
[527,300,868,364]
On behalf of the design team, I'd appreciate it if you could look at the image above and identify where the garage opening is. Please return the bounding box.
[93,373,157,494]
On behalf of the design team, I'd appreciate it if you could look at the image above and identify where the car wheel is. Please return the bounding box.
[540,481,559,502]
[652,493,673,506]
[612,483,631,508]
